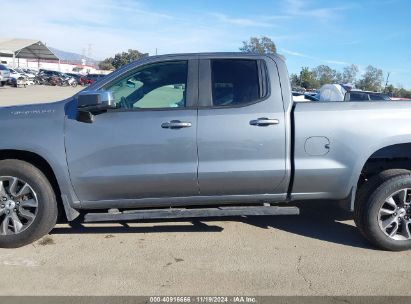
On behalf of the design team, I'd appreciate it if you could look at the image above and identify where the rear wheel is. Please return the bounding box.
[359,174,411,251]
[0,160,57,248]
[354,169,410,237]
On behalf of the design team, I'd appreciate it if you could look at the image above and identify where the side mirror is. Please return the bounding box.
[76,91,116,123]
[77,90,116,110]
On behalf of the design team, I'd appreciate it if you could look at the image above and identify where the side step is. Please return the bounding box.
[84,206,300,223]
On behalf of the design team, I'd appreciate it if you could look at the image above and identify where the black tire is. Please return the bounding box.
[0,81,5,87]
[0,160,57,248]
[354,169,410,237]
[360,174,411,251]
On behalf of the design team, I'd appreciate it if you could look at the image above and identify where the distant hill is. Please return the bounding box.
[49,47,99,66]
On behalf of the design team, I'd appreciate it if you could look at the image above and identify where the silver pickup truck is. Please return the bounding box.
[1,53,411,251]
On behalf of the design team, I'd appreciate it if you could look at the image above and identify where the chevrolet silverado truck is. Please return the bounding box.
[1,53,411,251]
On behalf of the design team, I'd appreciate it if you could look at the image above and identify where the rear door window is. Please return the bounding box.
[211,59,264,107]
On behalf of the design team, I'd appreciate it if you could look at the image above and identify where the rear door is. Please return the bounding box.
[197,56,287,195]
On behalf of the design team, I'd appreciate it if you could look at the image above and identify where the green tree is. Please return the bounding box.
[385,84,395,94]
[99,49,148,70]
[290,73,300,88]
[98,58,115,70]
[240,36,277,54]
[342,64,359,84]
[312,65,338,86]
[356,65,384,91]
[299,67,318,89]
[394,86,411,98]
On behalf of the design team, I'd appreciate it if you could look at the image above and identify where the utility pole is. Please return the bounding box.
[384,72,390,92]
[87,44,93,59]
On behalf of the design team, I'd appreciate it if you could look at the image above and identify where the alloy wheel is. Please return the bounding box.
[0,177,38,235]
[378,188,411,241]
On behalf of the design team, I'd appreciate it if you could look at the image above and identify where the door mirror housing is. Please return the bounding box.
[77,90,116,110]
[76,91,117,123]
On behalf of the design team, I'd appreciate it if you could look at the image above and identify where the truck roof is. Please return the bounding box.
[141,52,285,62]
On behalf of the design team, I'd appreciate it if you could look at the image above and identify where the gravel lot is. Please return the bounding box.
[0,85,410,296]
[0,85,82,106]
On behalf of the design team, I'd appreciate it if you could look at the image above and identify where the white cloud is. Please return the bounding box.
[281,49,349,66]
[284,0,352,21]
[0,0,237,59]
[281,48,314,59]
[0,0,356,63]
[210,13,274,27]
[325,60,350,65]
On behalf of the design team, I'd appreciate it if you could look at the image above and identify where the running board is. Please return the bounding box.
[84,206,299,223]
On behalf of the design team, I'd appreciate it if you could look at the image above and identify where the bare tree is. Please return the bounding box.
[342,64,359,84]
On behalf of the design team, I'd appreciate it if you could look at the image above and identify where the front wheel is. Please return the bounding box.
[360,174,411,251]
[0,160,58,248]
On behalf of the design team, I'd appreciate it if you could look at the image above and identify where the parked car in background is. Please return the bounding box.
[10,75,31,88]
[65,73,82,83]
[39,69,63,78]
[303,93,319,101]
[7,68,33,87]
[292,92,309,102]
[22,68,38,75]
[8,68,21,79]
[60,73,78,87]
[292,92,320,102]
[344,91,391,101]
[0,64,10,86]
[15,68,35,79]
[319,84,349,101]
[85,73,105,84]
[318,84,392,102]
[391,97,411,101]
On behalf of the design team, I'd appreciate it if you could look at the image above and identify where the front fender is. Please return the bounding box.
[0,100,80,210]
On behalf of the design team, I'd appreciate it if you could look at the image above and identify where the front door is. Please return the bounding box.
[65,60,199,202]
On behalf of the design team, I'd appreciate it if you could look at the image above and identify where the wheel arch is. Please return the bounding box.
[348,143,411,211]
[0,149,78,221]
[360,143,411,179]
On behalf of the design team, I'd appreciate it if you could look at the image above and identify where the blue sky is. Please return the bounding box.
[1,0,410,88]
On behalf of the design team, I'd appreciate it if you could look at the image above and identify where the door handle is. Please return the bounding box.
[250,118,279,126]
[161,120,192,129]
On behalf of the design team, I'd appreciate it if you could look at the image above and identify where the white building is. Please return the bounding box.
[0,38,105,75]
